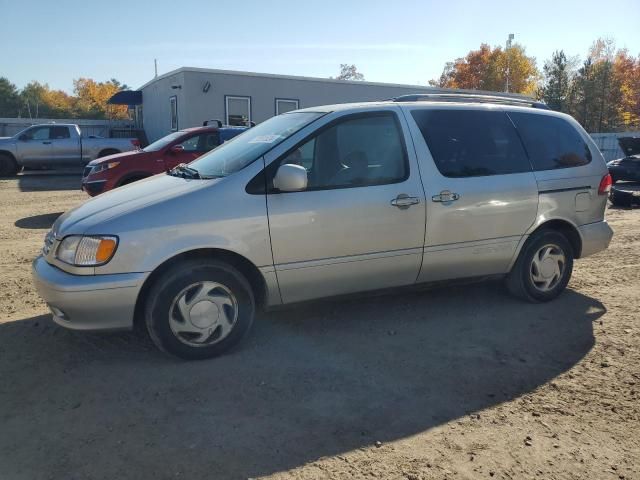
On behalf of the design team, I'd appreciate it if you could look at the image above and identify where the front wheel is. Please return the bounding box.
[145,259,255,360]
[0,153,19,177]
[506,230,574,302]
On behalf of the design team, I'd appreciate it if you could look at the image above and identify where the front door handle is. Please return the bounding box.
[432,190,460,202]
[391,194,420,209]
[43,141,52,145]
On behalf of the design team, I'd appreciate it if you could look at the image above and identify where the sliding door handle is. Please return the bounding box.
[432,190,460,202]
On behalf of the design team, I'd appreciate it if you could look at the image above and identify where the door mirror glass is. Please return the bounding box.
[170,144,185,154]
[274,164,308,192]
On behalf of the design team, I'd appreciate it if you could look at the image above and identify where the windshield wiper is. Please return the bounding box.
[167,163,201,179]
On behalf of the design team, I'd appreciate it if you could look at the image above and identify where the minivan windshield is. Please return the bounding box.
[189,112,325,178]
[143,131,185,152]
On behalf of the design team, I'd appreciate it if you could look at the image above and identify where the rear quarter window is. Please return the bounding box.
[410,109,531,178]
[507,112,592,171]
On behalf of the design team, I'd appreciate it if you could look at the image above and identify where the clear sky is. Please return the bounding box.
[2,0,638,92]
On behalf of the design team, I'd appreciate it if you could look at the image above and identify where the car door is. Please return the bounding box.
[404,106,539,282]
[49,126,81,166]
[16,126,53,166]
[265,109,426,304]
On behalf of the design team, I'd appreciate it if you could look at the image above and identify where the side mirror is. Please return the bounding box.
[18,134,28,141]
[170,145,185,154]
[273,164,308,192]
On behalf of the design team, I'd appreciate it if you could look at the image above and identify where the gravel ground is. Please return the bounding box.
[0,173,638,480]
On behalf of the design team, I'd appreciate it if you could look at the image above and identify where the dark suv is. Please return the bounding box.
[81,122,247,196]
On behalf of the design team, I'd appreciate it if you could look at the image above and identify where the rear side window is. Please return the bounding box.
[508,112,592,170]
[50,126,70,139]
[411,109,531,177]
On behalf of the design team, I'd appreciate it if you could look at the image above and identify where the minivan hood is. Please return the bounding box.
[52,174,213,237]
[618,137,640,158]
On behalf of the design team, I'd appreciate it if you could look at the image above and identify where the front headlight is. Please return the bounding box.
[56,235,118,266]
[91,161,120,174]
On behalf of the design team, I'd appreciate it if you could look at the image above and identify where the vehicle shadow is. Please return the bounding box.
[17,171,82,192]
[0,282,602,479]
[14,212,63,229]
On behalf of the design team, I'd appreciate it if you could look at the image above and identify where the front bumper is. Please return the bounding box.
[32,255,147,331]
[578,220,614,258]
[81,179,107,196]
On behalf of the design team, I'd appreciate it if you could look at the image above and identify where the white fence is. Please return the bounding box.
[0,118,135,138]
[590,132,640,162]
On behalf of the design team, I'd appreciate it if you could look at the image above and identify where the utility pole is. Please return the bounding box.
[154,59,158,78]
[505,33,514,92]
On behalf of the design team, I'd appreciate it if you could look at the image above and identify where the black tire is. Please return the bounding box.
[609,190,627,207]
[0,153,19,177]
[98,149,119,158]
[506,230,574,303]
[145,259,255,360]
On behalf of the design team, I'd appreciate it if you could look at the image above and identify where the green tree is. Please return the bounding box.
[540,50,574,112]
[334,64,365,81]
[20,81,49,118]
[0,77,21,117]
[568,39,623,132]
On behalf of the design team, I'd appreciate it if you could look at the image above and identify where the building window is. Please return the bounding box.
[169,96,178,131]
[275,98,299,115]
[225,95,251,126]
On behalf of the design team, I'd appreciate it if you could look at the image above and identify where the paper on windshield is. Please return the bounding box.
[248,135,282,144]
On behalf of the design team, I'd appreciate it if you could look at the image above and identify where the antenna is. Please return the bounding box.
[505,34,515,93]
[154,59,158,78]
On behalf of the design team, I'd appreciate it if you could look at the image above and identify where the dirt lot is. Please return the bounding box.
[0,173,638,480]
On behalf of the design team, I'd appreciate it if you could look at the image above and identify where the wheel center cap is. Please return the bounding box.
[541,258,557,278]
[189,300,220,329]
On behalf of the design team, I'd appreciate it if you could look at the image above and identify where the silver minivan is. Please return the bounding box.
[32,94,614,359]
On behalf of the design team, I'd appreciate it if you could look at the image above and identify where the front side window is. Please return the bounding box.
[411,109,531,178]
[190,111,325,178]
[170,96,178,131]
[277,112,408,190]
[276,98,299,115]
[25,127,51,141]
[179,133,220,152]
[226,96,251,126]
[508,112,592,170]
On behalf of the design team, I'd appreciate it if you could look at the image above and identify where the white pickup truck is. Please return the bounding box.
[0,123,139,176]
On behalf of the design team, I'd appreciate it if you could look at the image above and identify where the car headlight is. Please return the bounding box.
[56,235,118,266]
[91,161,120,174]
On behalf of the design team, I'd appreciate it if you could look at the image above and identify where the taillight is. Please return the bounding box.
[130,139,140,147]
[598,173,612,195]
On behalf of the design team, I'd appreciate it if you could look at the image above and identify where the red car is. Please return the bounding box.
[81,123,247,196]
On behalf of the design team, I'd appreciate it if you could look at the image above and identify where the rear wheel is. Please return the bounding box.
[145,259,255,360]
[507,230,574,302]
[0,153,19,177]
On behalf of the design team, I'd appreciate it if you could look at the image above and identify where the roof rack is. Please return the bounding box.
[391,93,549,110]
[202,119,223,127]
